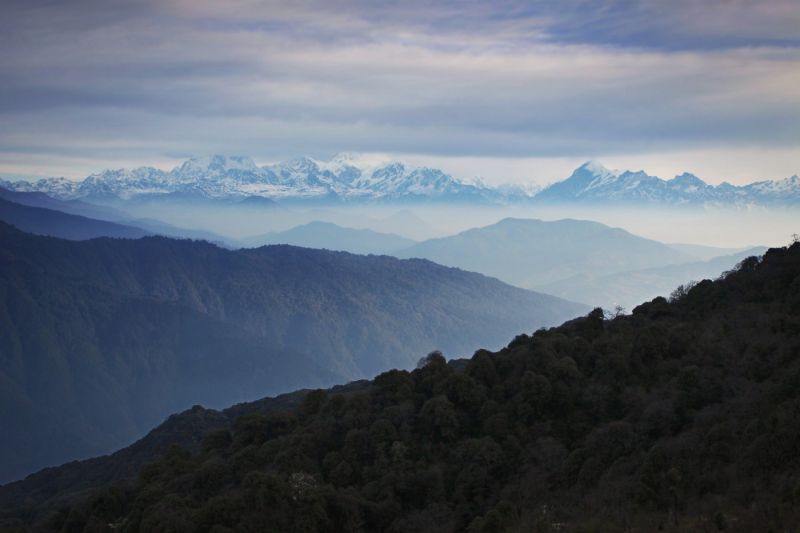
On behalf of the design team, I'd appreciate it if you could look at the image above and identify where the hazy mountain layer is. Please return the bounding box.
[0,187,127,221]
[0,197,150,240]
[542,247,768,309]
[397,217,693,289]
[0,188,233,244]
[667,242,754,262]
[243,221,417,254]
[0,223,585,483]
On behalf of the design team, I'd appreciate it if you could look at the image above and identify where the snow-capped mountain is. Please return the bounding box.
[1,157,797,206]
[535,161,800,206]
[0,154,516,204]
[743,174,800,204]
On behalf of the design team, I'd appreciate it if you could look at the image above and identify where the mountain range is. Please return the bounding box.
[2,155,798,206]
[0,154,503,205]
[535,161,800,206]
[0,222,586,483]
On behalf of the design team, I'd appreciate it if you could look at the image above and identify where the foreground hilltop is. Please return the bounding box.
[4,241,798,531]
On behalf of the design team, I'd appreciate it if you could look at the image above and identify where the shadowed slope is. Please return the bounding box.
[0,223,585,483]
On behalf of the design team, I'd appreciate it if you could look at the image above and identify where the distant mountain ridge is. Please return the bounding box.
[3,156,798,206]
[396,218,773,310]
[0,154,509,204]
[0,188,233,244]
[541,246,768,309]
[535,161,800,206]
[397,218,695,289]
[0,197,150,240]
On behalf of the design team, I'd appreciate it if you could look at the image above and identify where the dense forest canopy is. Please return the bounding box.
[3,241,798,532]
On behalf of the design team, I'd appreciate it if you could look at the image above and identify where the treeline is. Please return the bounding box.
[6,243,800,532]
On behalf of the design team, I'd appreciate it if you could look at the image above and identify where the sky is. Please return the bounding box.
[1,0,798,186]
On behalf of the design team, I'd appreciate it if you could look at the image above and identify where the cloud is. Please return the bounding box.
[0,0,798,178]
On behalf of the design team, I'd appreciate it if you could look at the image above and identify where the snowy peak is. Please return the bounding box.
[747,174,800,194]
[576,160,619,177]
[669,172,705,186]
[259,156,503,202]
[2,153,511,204]
[2,156,798,207]
[538,163,800,206]
[0,176,80,200]
[318,152,391,173]
[177,155,259,175]
[279,156,319,174]
[667,173,710,194]
[536,160,624,201]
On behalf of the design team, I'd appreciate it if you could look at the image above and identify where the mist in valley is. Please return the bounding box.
[117,200,796,249]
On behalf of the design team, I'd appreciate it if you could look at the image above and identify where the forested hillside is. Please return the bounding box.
[4,242,797,531]
[0,223,583,483]
[0,383,367,523]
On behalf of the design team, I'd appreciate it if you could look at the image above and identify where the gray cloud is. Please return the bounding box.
[0,0,798,176]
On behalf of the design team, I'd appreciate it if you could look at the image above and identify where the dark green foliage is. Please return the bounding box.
[0,222,584,483]
[3,242,800,532]
[0,391,316,528]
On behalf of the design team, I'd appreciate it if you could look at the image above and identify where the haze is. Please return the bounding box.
[122,202,794,249]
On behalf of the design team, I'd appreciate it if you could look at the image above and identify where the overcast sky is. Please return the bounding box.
[1,0,798,185]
